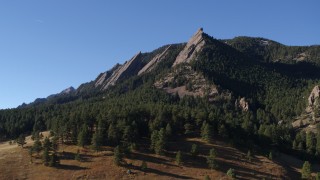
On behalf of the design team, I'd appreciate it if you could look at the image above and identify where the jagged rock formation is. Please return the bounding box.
[172,28,206,66]
[94,64,122,88]
[235,98,249,111]
[60,86,75,95]
[91,52,143,91]
[138,45,171,75]
[306,85,320,112]
[103,52,142,89]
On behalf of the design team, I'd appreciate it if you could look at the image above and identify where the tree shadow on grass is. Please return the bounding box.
[57,164,88,171]
[124,163,193,179]
[129,152,177,167]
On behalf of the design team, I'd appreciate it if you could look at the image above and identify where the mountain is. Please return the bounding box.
[1,28,320,179]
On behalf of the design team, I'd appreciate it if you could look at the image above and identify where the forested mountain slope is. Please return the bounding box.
[1,29,320,178]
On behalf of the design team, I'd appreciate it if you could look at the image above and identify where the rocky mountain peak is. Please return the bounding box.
[172,28,206,66]
[138,45,172,75]
[102,51,142,90]
[60,86,75,95]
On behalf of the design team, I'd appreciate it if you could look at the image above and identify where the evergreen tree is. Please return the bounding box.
[175,151,182,165]
[155,128,166,155]
[75,149,81,161]
[293,140,297,150]
[140,161,147,171]
[190,144,199,156]
[51,136,59,152]
[301,161,311,179]
[268,151,273,160]
[78,125,89,147]
[91,130,102,151]
[306,132,315,154]
[113,146,122,166]
[108,123,119,145]
[201,122,212,142]
[150,130,159,151]
[227,168,236,179]
[207,148,217,169]
[42,148,50,166]
[165,123,172,137]
[33,138,42,156]
[16,134,26,148]
[204,175,211,180]
[43,137,51,151]
[49,152,60,167]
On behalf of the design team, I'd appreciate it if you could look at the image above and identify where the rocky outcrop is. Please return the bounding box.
[94,63,121,88]
[172,28,206,66]
[306,85,320,112]
[60,86,75,95]
[102,52,142,90]
[235,98,249,111]
[138,45,171,75]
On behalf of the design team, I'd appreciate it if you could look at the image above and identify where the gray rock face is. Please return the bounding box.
[60,86,75,95]
[235,97,249,111]
[172,28,206,66]
[102,52,142,89]
[307,85,320,112]
[94,63,121,88]
[138,45,171,75]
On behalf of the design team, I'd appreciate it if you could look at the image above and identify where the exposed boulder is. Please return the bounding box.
[172,28,206,66]
[235,97,249,111]
[138,45,171,75]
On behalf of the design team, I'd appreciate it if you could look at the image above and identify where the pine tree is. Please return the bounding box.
[165,123,172,137]
[91,130,102,151]
[75,149,81,161]
[293,139,297,150]
[204,175,211,180]
[51,136,59,152]
[49,152,60,167]
[140,161,147,171]
[113,146,122,166]
[306,132,315,154]
[227,168,236,179]
[108,123,119,145]
[155,128,166,155]
[175,151,182,165]
[42,148,50,166]
[43,137,51,151]
[207,148,217,169]
[190,144,199,156]
[78,125,89,147]
[201,122,212,142]
[301,161,311,179]
[150,130,159,151]
[17,134,26,148]
[268,151,273,160]
[33,138,42,156]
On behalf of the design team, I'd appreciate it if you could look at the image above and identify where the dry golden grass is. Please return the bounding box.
[0,133,303,180]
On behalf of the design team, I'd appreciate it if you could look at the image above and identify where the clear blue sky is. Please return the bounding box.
[0,0,319,109]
